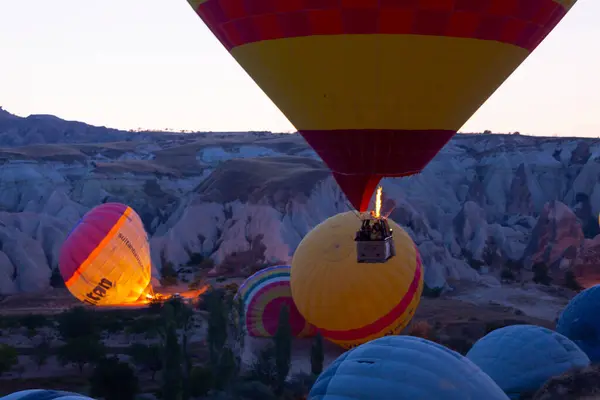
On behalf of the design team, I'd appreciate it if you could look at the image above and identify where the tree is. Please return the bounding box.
[21,314,48,340]
[274,305,292,394]
[205,289,228,368]
[57,306,98,340]
[156,296,195,400]
[310,332,324,376]
[204,288,239,392]
[129,343,162,381]
[32,335,52,370]
[0,344,18,377]
[189,365,214,398]
[161,304,183,400]
[58,336,106,373]
[249,345,278,388]
[213,347,237,391]
[227,295,246,385]
[89,356,139,400]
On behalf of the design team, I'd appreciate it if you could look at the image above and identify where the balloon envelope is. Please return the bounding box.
[466,325,590,398]
[291,212,423,349]
[236,265,316,338]
[556,285,600,362]
[309,335,509,400]
[186,0,578,211]
[59,203,152,306]
[0,389,95,400]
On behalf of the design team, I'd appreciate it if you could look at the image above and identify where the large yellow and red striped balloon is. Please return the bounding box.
[291,212,423,349]
[59,203,153,306]
[187,0,577,211]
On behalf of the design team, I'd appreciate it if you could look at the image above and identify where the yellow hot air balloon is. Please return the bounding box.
[59,203,153,306]
[186,0,578,212]
[291,211,423,349]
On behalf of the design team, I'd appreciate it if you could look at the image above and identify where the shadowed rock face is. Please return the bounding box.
[1,108,600,294]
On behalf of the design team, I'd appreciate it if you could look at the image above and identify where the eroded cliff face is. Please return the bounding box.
[1,109,600,294]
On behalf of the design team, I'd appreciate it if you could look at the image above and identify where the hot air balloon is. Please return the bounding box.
[59,203,153,306]
[236,265,316,338]
[556,285,600,362]
[466,325,590,399]
[291,211,423,349]
[309,336,510,400]
[186,0,578,211]
[0,390,95,400]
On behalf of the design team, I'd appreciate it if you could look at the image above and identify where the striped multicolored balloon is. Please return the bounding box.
[59,203,153,306]
[236,265,316,338]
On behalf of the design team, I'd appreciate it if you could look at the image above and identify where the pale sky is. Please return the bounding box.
[0,0,597,137]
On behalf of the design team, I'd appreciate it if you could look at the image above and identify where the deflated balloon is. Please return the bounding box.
[556,285,600,362]
[309,335,509,400]
[291,212,423,349]
[236,265,316,338]
[467,325,590,399]
[186,0,578,211]
[59,203,153,306]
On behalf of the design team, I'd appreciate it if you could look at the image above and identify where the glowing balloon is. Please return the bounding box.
[309,336,509,400]
[467,325,590,398]
[556,285,600,362]
[186,0,578,211]
[59,203,153,306]
[1,390,95,400]
[291,212,423,349]
[236,265,316,338]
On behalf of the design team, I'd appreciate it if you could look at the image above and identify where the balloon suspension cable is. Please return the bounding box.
[343,200,363,221]
[383,205,396,219]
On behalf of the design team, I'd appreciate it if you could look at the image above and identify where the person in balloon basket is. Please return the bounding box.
[355,218,390,242]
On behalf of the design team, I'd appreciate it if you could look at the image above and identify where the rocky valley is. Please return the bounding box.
[0,106,599,308]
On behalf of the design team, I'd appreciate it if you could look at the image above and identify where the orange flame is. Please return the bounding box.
[374,186,383,218]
